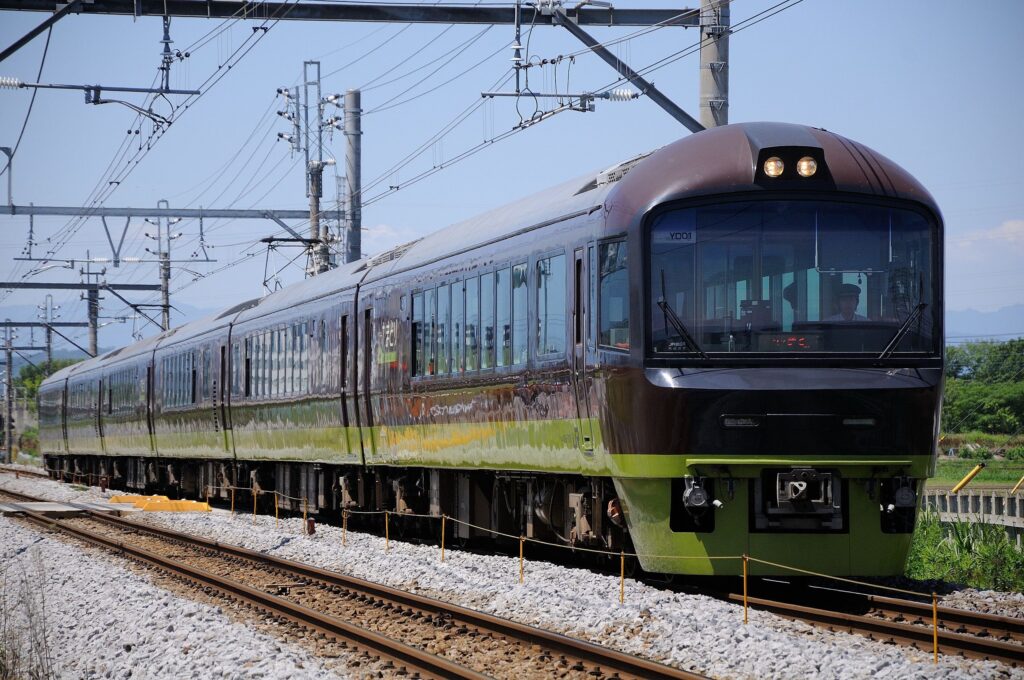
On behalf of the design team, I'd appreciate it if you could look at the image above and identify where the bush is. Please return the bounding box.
[1005,446,1024,462]
[906,512,1024,591]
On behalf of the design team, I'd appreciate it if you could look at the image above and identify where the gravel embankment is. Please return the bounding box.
[3,473,1018,679]
[0,514,351,680]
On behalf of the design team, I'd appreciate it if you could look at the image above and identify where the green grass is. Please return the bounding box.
[906,511,1024,591]
[929,458,1024,487]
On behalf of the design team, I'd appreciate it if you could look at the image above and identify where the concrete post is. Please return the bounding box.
[699,0,729,128]
[344,89,362,264]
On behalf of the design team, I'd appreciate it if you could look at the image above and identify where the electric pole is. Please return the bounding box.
[79,253,104,356]
[699,0,729,128]
[344,89,362,264]
[3,324,12,464]
[37,293,59,368]
[145,199,182,331]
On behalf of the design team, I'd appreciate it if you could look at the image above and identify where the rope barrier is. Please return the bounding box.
[744,556,929,599]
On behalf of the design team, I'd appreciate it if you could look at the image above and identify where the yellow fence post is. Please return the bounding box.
[440,514,446,562]
[342,509,348,546]
[932,591,939,664]
[253,490,257,523]
[743,555,749,625]
[619,551,625,604]
[1012,474,1024,495]
[230,487,235,515]
[950,463,985,493]
[385,511,390,552]
[303,497,308,534]
[519,535,525,584]
[274,492,279,529]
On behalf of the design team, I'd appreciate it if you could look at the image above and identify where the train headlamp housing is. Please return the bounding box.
[754,147,833,188]
[763,157,785,178]
[797,156,818,177]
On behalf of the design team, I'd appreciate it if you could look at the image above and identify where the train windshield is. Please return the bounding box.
[648,200,938,356]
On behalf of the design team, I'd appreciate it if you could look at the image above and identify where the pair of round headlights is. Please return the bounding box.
[764,156,818,178]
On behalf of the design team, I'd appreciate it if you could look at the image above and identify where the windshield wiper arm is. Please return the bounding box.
[878,302,928,359]
[657,298,707,358]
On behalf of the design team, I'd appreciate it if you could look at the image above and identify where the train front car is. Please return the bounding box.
[601,123,942,576]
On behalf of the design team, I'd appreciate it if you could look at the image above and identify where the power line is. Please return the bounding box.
[0,26,51,179]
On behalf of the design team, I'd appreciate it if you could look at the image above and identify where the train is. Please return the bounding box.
[38,121,944,576]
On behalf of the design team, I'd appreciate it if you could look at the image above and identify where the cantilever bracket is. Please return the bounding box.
[551,8,704,132]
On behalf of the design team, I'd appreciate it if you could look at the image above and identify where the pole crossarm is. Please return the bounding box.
[4,204,343,219]
[0,1,699,26]
[0,321,89,328]
[0,282,161,291]
[0,0,80,64]
[553,9,704,132]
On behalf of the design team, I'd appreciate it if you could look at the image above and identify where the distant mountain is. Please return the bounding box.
[946,304,1024,342]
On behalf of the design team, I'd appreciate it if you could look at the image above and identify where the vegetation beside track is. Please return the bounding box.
[906,510,1024,591]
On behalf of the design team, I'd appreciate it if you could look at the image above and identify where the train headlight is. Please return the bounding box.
[797,156,818,177]
[763,156,785,177]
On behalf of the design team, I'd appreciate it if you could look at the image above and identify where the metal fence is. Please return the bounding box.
[921,488,1024,546]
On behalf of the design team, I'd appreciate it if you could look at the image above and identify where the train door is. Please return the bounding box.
[340,305,358,457]
[216,342,231,452]
[146,360,156,454]
[354,293,377,462]
[572,247,594,452]
[96,377,107,453]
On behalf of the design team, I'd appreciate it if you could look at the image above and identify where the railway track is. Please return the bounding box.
[0,465,51,479]
[0,485,703,680]
[2,478,1022,669]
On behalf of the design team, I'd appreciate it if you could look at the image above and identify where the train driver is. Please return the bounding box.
[827,283,867,322]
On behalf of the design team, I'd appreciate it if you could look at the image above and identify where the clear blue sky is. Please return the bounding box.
[1,0,1023,351]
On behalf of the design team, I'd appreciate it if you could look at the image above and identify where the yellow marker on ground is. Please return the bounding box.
[950,463,985,493]
[109,495,169,507]
[138,500,212,512]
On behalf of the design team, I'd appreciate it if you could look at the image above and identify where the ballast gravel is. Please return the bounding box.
[2,473,1020,680]
[0,514,350,680]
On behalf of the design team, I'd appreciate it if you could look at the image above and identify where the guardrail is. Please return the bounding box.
[922,488,1024,545]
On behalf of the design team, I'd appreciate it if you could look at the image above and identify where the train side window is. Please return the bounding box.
[437,284,450,375]
[512,262,528,365]
[190,351,198,404]
[599,240,630,350]
[496,267,511,367]
[481,272,495,369]
[263,330,271,397]
[451,281,464,374]
[286,326,294,395]
[412,292,424,376]
[588,246,597,352]
[424,287,436,375]
[537,254,567,356]
[465,277,480,372]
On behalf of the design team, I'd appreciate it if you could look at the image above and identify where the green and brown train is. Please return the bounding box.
[39,122,944,576]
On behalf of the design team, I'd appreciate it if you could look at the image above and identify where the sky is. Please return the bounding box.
[1,0,1023,355]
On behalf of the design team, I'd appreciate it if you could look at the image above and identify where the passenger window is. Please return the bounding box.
[465,277,480,371]
[412,292,424,376]
[481,272,495,369]
[537,254,566,356]
[451,282,464,374]
[512,262,528,365]
[437,284,450,375]
[424,288,436,375]
[496,267,511,367]
[599,241,630,350]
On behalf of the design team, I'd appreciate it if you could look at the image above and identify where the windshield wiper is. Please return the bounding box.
[657,298,707,358]
[878,302,928,359]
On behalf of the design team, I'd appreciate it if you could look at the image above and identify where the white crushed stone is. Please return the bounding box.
[2,475,1019,680]
[0,512,349,679]
[942,589,1024,619]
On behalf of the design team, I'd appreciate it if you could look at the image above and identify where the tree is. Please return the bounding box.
[14,359,81,402]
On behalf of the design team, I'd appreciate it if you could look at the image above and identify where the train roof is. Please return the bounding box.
[39,122,941,392]
[604,122,942,227]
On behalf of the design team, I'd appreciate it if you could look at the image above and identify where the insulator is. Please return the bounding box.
[0,76,24,89]
[605,88,637,102]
